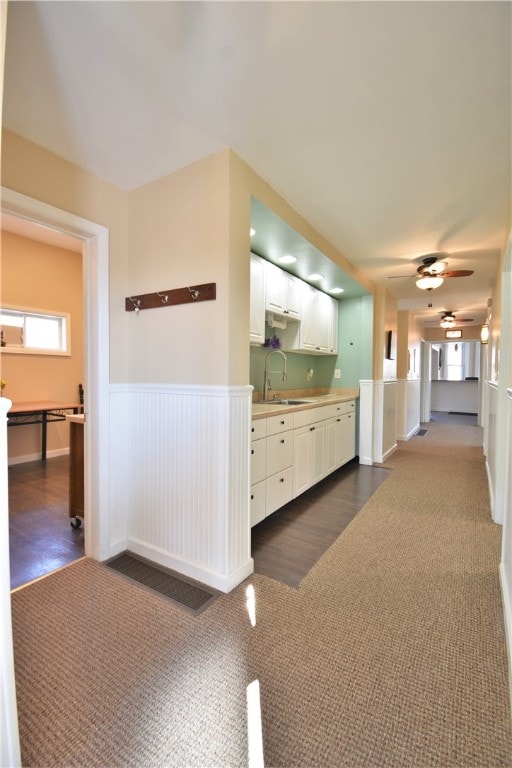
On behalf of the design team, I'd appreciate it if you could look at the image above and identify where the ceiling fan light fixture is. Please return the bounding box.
[440,317,456,328]
[428,260,448,275]
[416,274,444,290]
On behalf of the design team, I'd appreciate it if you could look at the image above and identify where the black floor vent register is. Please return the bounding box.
[106,552,218,614]
[416,429,428,436]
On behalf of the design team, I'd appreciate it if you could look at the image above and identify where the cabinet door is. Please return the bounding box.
[266,430,293,474]
[250,254,266,344]
[299,283,318,351]
[293,421,325,495]
[327,295,339,354]
[346,411,356,461]
[285,275,304,319]
[293,425,311,497]
[310,421,326,486]
[315,291,332,353]
[325,417,343,474]
[250,438,267,485]
[250,480,266,527]
[266,467,293,516]
[265,261,287,314]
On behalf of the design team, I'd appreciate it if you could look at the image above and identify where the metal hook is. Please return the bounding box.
[157,292,169,304]
[188,287,200,300]
[129,297,142,314]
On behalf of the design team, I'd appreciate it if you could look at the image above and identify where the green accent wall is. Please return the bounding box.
[250,295,373,394]
[337,295,374,386]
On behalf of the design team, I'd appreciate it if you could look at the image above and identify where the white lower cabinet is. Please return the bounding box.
[266,466,293,515]
[250,480,266,527]
[251,400,356,526]
[250,413,294,526]
[346,411,356,461]
[293,421,326,497]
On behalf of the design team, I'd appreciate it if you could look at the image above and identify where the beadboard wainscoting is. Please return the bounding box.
[486,381,498,521]
[396,378,421,442]
[109,384,254,592]
[359,380,398,465]
[500,387,512,719]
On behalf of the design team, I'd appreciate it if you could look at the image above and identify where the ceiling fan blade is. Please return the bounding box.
[439,270,474,278]
[387,274,414,279]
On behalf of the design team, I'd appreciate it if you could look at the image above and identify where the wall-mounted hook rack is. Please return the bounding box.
[125,282,216,312]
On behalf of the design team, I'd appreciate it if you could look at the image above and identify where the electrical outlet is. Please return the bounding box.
[306,368,314,381]
[334,369,341,379]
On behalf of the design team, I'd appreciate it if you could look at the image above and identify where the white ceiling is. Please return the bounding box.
[3,1,511,328]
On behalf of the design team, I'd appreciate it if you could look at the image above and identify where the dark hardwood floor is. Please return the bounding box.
[251,459,391,587]
[9,456,84,590]
[9,454,390,592]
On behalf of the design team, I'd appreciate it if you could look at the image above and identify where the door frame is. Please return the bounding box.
[1,186,110,560]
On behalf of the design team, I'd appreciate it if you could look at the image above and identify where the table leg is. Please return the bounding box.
[42,411,47,461]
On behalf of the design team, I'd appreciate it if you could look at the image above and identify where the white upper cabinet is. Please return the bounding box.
[250,254,338,354]
[264,261,303,320]
[316,291,338,354]
[250,254,266,345]
[284,284,338,355]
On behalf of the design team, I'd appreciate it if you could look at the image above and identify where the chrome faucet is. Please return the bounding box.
[263,349,288,401]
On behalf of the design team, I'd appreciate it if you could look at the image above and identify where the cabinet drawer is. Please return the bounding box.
[266,430,293,474]
[293,404,332,429]
[250,438,267,484]
[266,466,293,516]
[266,412,294,436]
[323,402,347,419]
[251,419,267,441]
[250,480,266,527]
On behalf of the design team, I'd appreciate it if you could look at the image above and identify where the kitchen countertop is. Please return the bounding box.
[252,388,359,420]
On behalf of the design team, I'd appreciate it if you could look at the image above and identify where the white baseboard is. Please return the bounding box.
[499,562,512,724]
[8,447,69,466]
[127,537,254,594]
[397,423,421,442]
[108,539,128,559]
[381,443,397,463]
[485,459,495,517]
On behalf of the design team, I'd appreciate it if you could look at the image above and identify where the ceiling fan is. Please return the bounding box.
[425,311,475,328]
[388,253,474,290]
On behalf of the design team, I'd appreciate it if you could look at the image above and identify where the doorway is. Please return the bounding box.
[2,217,85,587]
[1,187,110,563]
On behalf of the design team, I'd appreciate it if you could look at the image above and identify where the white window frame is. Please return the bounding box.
[0,305,71,356]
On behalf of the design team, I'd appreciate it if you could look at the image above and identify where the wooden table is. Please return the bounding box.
[7,401,82,461]
[67,414,84,528]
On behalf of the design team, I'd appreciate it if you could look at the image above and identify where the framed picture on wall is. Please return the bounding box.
[385,330,393,360]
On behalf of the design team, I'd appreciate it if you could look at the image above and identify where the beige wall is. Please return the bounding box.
[2,136,375,390]
[1,128,130,382]
[423,325,482,343]
[1,231,83,458]
[128,151,232,384]
[373,285,397,381]
[397,309,422,380]
[227,150,376,386]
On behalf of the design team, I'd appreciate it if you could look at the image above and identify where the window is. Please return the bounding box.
[0,307,71,356]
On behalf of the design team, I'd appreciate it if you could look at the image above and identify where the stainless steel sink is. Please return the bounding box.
[260,398,315,405]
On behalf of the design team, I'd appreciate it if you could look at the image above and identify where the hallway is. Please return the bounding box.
[11,417,511,767]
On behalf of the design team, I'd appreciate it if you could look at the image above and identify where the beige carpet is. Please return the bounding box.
[11,420,512,767]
